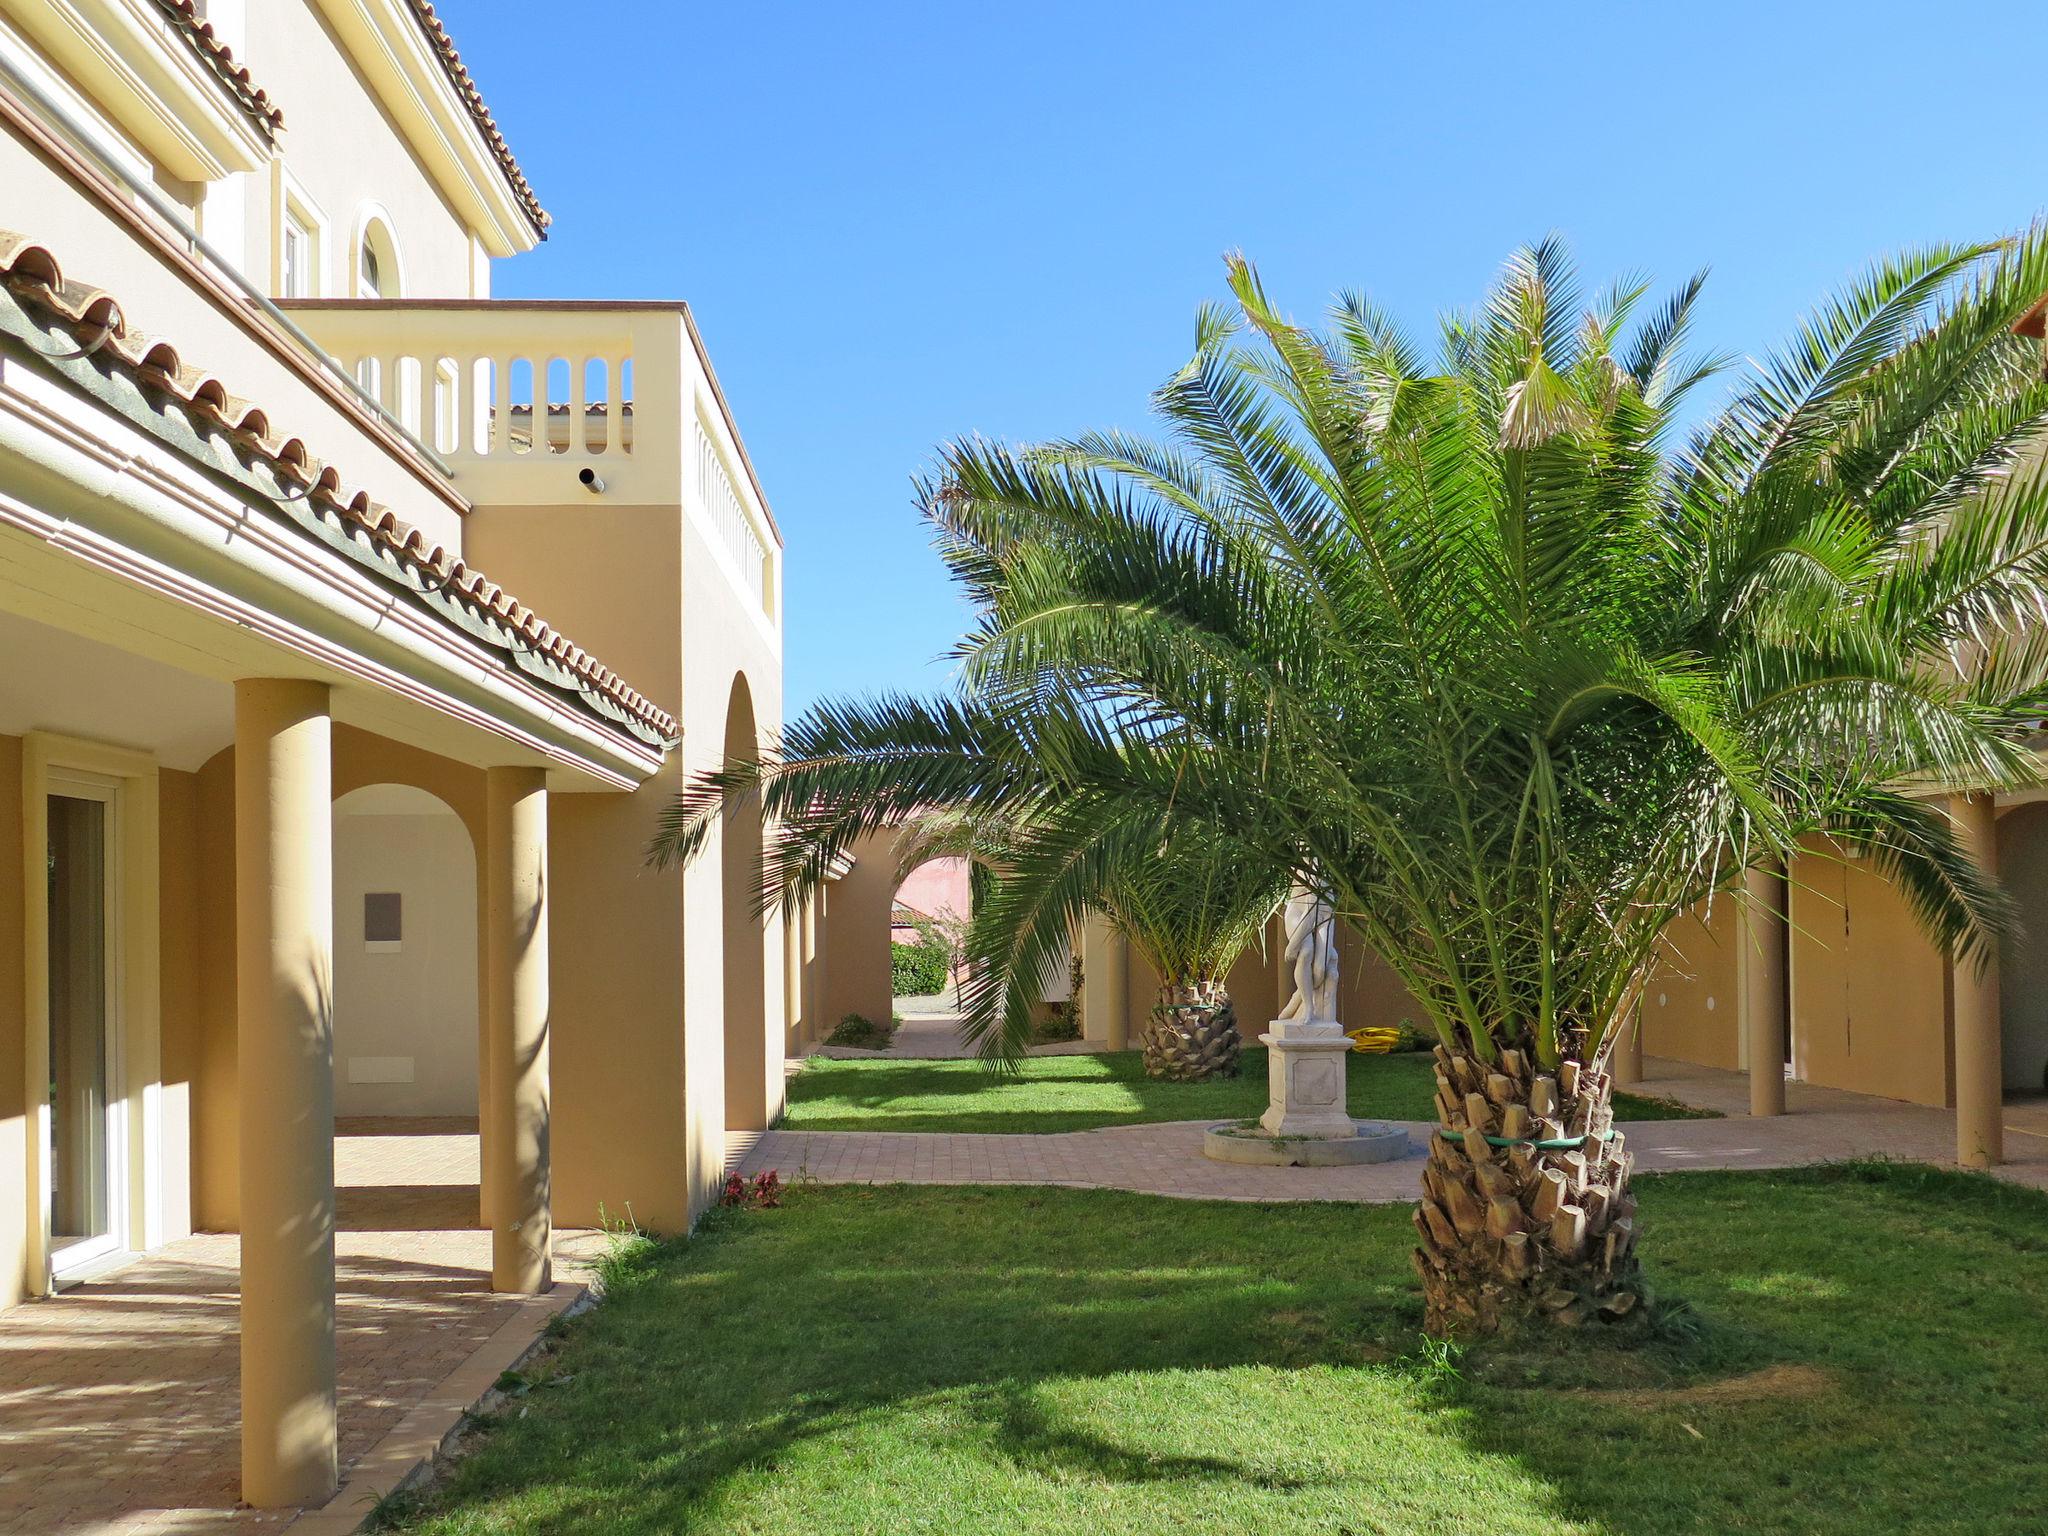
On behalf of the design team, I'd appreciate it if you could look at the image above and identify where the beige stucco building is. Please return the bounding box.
[0,0,786,1508]
[1636,802,2024,1169]
[795,808,2036,1183]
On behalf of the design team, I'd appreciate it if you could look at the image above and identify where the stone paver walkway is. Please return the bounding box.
[734,1055,2048,1201]
[0,1122,601,1535]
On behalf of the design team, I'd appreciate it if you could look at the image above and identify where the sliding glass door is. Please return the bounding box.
[46,783,122,1279]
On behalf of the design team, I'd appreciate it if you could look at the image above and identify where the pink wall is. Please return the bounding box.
[894,857,972,925]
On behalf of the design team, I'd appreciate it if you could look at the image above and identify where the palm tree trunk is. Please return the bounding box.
[1140,979,1241,1080]
[1412,1042,1644,1335]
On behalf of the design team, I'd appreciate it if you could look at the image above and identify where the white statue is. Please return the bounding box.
[1277,884,1339,1023]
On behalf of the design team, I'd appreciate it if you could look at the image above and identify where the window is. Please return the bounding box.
[46,786,119,1277]
[364,892,402,950]
[273,170,327,302]
[351,208,402,301]
[282,215,311,298]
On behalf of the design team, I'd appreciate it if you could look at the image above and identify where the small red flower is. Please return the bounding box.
[719,1169,783,1210]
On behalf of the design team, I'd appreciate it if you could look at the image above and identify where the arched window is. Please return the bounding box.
[351,209,410,423]
[352,209,402,300]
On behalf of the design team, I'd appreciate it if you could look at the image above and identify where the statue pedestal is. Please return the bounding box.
[1199,1017,1409,1166]
[1258,1018,1357,1139]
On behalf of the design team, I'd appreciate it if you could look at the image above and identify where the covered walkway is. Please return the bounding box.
[0,1125,600,1535]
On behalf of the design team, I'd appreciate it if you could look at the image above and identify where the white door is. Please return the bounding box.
[44,776,124,1283]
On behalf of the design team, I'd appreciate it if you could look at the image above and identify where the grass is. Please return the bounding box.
[392,1164,2048,1534]
[781,1046,1715,1135]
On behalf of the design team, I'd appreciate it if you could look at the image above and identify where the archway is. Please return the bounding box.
[889,855,972,1013]
[721,673,771,1132]
[330,782,480,1229]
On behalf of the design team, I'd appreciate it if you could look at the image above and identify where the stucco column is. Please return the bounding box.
[1953,794,2004,1168]
[810,887,831,1047]
[486,766,552,1293]
[235,679,337,1508]
[1741,862,1789,1117]
[800,898,820,1046]
[784,907,804,1052]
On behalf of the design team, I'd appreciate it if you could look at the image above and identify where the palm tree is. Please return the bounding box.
[655,234,2048,1335]
[862,799,1286,1076]
[1069,821,1286,1079]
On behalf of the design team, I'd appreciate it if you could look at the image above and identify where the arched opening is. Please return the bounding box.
[354,211,401,299]
[1997,802,2048,1098]
[330,782,480,1230]
[889,856,972,1013]
[721,674,771,1132]
[350,209,414,426]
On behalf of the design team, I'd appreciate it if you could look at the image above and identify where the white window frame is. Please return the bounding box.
[41,770,125,1282]
[21,735,161,1294]
[282,216,312,300]
[271,164,329,300]
[350,202,405,300]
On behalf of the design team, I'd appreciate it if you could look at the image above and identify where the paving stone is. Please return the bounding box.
[734,1054,2048,1200]
[0,1124,599,1534]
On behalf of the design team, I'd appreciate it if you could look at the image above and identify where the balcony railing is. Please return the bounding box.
[280,299,776,620]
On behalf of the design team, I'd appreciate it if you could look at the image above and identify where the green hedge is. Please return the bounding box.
[892,938,951,996]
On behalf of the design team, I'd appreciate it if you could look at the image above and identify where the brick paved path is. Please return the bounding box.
[0,1123,601,1535]
[735,1058,2048,1201]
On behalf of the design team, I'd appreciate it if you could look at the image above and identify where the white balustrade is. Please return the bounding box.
[696,420,768,611]
[278,301,776,620]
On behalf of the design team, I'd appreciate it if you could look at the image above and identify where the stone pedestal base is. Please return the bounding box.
[1257,1019,1356,1139]
[1203,1120,1410,1166]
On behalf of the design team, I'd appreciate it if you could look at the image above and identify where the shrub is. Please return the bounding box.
[1030,950,1084,1043]
[1031,1008,1082,1044]
[891,937,950,996]
[825,1012,895,1049]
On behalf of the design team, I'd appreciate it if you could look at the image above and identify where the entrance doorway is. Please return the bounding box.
[45,780,122,1281]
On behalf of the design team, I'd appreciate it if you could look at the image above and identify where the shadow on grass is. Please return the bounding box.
[984,1377,1321,1491]
[395,1166,2048,1535]
[1427,1162,2048,1534]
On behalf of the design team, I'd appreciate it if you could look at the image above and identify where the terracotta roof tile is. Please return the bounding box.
[151,0,285,136]
[403,2,550,237]
[0,231,673,748]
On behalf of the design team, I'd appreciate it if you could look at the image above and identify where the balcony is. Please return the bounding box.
[280,299,778,623]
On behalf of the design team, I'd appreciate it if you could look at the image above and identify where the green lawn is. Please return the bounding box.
[780,1046,1714,1134]
[388,1165,2048,1534]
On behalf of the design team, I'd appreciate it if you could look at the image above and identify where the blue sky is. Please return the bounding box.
[441,0,2047,720]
